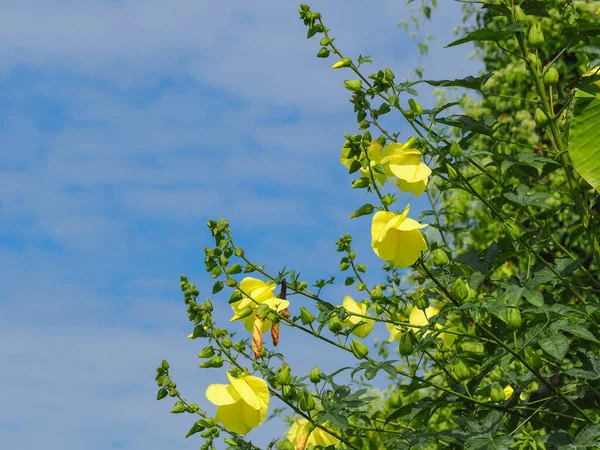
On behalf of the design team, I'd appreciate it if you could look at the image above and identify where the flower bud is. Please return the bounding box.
[370,285,384,300]
[300,306,315,325]
[414,292,429,311]
[544,66,559,86]
[408,98,423,115]
[432,248,449,267]
[221,338,232,348]
[328,316,344,333]
[451,278,470,303]
[388,392,402,408]
[490,383,506,403]
[506,306,522,330]
[226,278,238,288]
[299,390,316,411]
[399,332,414,356]
[453,359,471,381]
[332,58,352,69]
[309,366,321,383]
[525,347,543,371]
[235,305,254,320]
[528,23,544,48]
[198,346,215,359]
[534,107,549,128]
[317,47,330,58]
[527,53,539,67]
[513,5,527,22]
[449,141,462,158]
[350,338,369,359]
[282,385,298,400]
[446,163,459,181]
[199,355,224,368]
[344,80,362,92]
[276,365,292,386]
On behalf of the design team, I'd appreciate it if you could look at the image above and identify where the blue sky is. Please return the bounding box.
[0,1,480,449]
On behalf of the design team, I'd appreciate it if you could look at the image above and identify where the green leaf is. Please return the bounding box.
[416,73,492,92]
[574,424,600,447]
[539,333,569,360]
[446,23,527,48]
[437,114,497,136]
[568,91,600,193]
[503,185,551,209]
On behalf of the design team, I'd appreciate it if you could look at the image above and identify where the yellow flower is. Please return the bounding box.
[341,140,387,185]
[584,66,600,88]
[503,385,514,399]
[386,322,402,343]
[409,306,456,349]
[205,372,269,435]
[371,205,428,268]
[230,277,289,333]
[286,418,340,449]
[341,296,374,338]
[381,141,431,197]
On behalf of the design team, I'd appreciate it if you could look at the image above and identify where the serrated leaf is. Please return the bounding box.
[568,90,600,193]
[574,424,600,446]
[539,333,569,360]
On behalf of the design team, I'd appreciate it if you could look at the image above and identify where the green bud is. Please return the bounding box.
[358,120,370,130]
[350,338,370,359]
[221,338,232,348]
[544,66,559,86]
[198,346,216,359]
[451,278,470,303]
[370,285,384,300]
[161,359,170,370]
[296,281,308,291]
[525,347,543,371]
[408,98,423,115]
[300,306,315,325]
[299,390,316,411]
[276,365,292,386]
[328,316,344,333]
[349,203,374,219]
[198,417,217,428]
[234,247,244,257]
[344,80,363,92]
[446,163,459,181]
[505,306,522,329]
[399,332,414,356]
[534,107,549,128]
[432,248,449,267]
[225,278,238,288]
[453,359,471,381]
[513,5,527,22]
[527,53,539,67]
[199,356,224,368]
[204,299,213,312]
[309,366,321,383]
[414,292,429,311]
[332,58,352,69]
[384,67,395,81]
[388,392,403,408]
[490,383,506,403]
[235,305,254,320]
[282,385,298,400]
[528,23,544,48]
[319,37,331,46]
[170,401,186,414]
[449,141,462,158]
[317,47,330,58]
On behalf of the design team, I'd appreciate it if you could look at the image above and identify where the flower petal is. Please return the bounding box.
[206,383,240,406]
[391,229,427,267]
[397,217,428,231]
[216,402,252,435]
[227,373,261,410]
[371,211,396,246]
